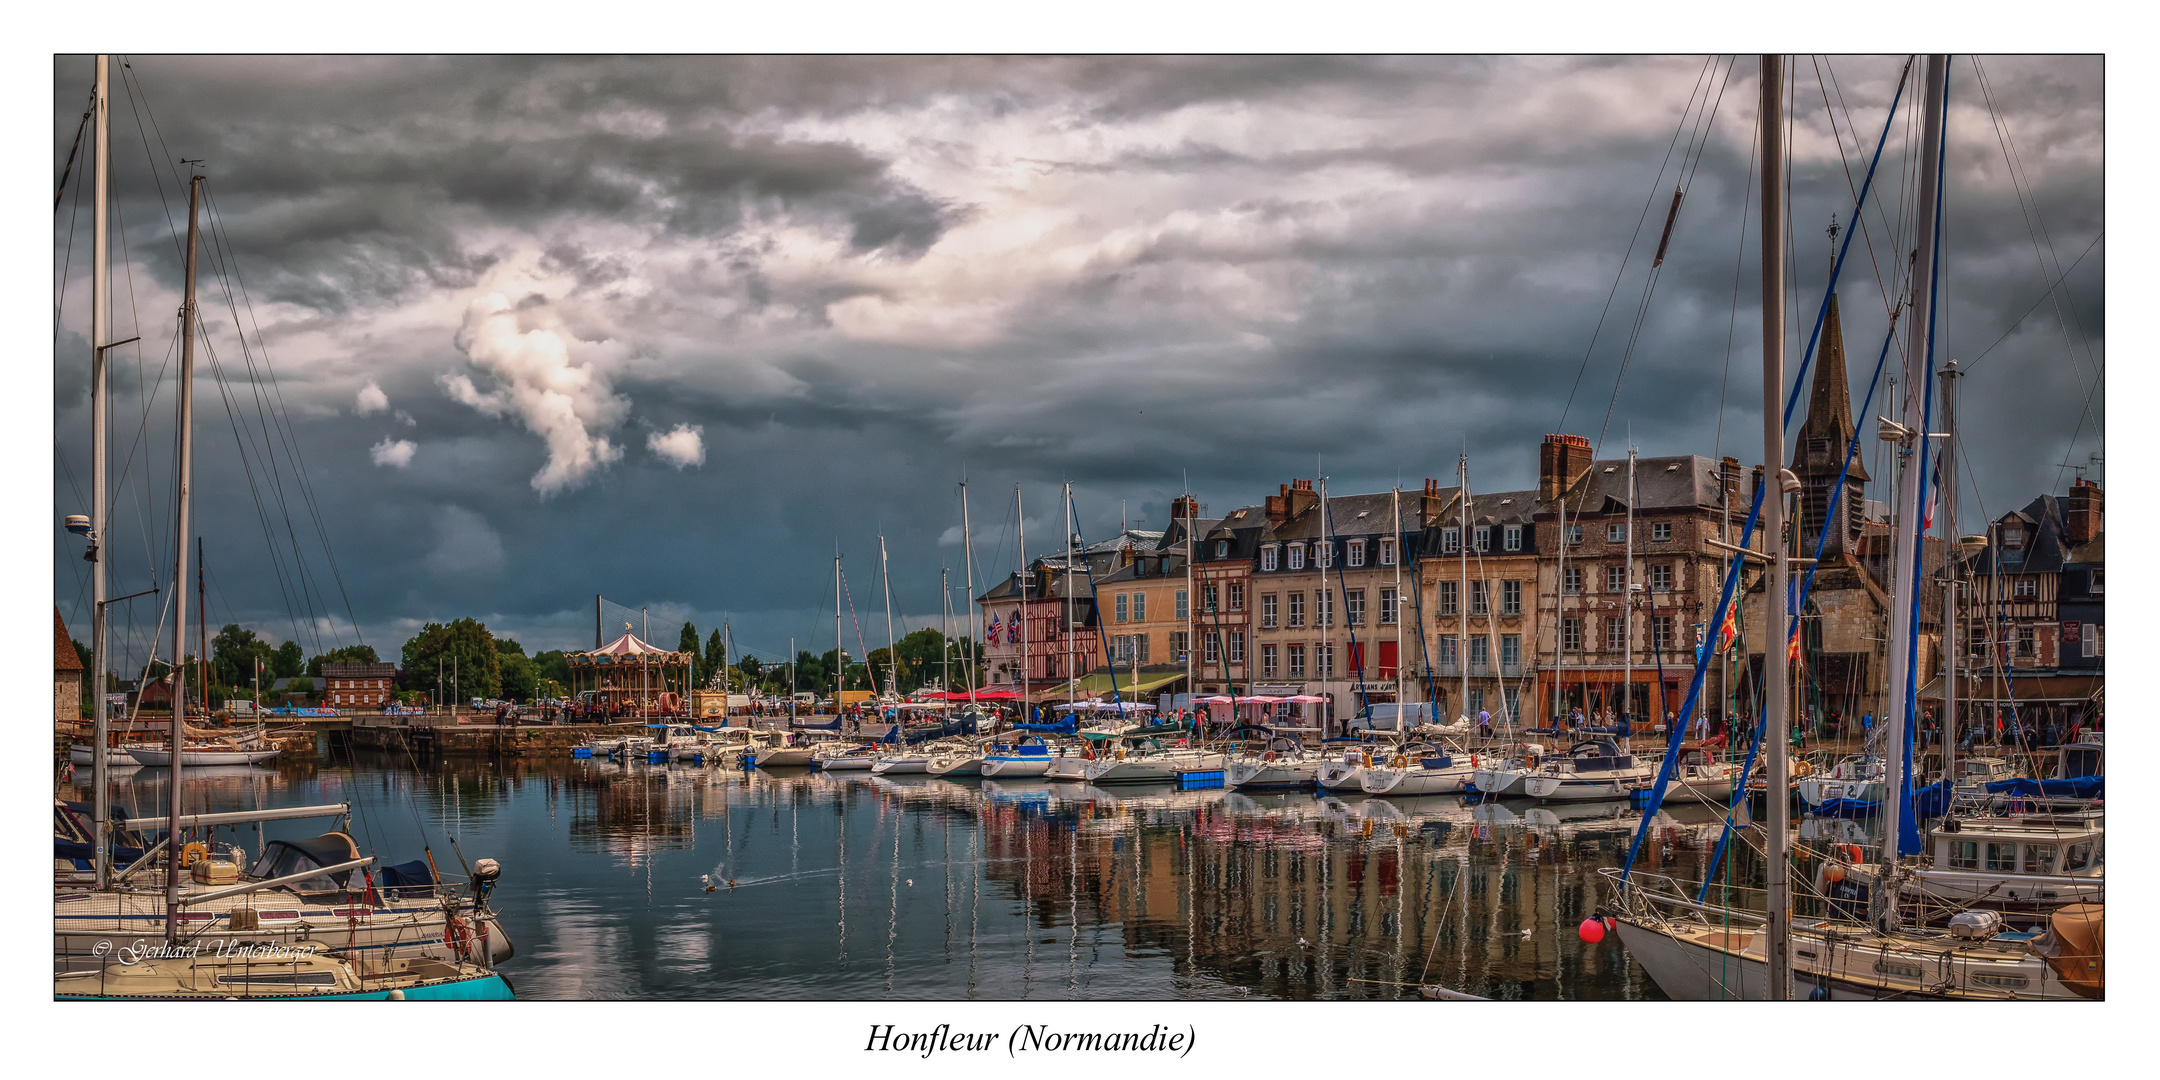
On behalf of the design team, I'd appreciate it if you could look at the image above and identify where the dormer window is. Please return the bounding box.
[1503,524,1523,551]
[1315,542,1333,569]
[1214,540,1229,558]
[1379,537,1396,566]
[1474,525,1491,551]
[1347,539,1366,567]
[2002,525,2024,549]
[1441,527,1461,553]
[1288,543,1307,570]
[1261,545,1279,571]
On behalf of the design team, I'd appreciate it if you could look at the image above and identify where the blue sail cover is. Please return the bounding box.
[1987,777,2103,800]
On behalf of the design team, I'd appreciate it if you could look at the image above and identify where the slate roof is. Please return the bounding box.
[1538,454,1729,517]
[55,607,82,672]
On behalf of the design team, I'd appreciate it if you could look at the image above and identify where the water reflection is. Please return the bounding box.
[65,752,1758,1000]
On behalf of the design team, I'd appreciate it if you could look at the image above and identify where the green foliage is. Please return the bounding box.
[499,650,537,702]
[496,637,527,656]
[702,628,725,689]
[678,623,702,683]
[271,640,305,679]
[399,618,502,701]
[212,625,275,688]
[306,643,380,677]
[533,650,570,693]
[288,676,315,694]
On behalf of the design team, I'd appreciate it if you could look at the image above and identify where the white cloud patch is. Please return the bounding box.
[423,506,505,577]
[394,409,417,428]
[370,437,417,468]
[443,291,628,496]
[937,525,966,547]
[646,423,705,468]
[356,380,390,415]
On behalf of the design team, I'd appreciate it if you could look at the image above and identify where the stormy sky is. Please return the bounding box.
[50,54,2103,673]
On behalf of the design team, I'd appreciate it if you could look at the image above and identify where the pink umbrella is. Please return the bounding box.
[1196,695,1236,705]
[1283,694,1330,703]
[1234,695,1284,704]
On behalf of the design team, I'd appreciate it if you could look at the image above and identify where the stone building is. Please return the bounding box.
[975,527,1160,702]
[1414,476,1541,725]
[322,662,398,710]
[55,606,84,726]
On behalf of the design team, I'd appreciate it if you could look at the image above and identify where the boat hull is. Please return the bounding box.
[753,748,817,769]
[126,747,281,767]
[979,756,1052,778]
[1316,761,1368,791]
[1225,759,1320,789]
[1470,766,1530,796]
[1362,764,1475,796]
[1612,916,2085,1000]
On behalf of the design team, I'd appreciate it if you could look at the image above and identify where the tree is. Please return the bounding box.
[534,650,571,697]
[678,623,702,684]
[211,625,273,688]
[271,640,305,679]
[307,643,380,677]
[399,618,502,702]
[499,651,536,702]
[702,628,726,689]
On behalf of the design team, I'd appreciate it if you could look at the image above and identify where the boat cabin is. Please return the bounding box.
[1933,815,2103,880]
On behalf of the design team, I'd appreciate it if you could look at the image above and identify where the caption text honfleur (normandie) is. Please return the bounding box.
[864,1023,1192,1058]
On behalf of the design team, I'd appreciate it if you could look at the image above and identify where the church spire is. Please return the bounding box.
[1794,287,1869,483]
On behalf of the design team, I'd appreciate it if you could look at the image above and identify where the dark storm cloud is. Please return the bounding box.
[54,54,2101,669]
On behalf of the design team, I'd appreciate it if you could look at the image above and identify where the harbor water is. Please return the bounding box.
[64,752,1776,1000]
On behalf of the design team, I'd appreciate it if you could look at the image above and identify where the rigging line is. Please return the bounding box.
[1815,56,1907,327]
[1965,230,2103,371]
[202,182,368,648]
[115,59,186,266]
[1969,59,2104,443]
[54,84,96,211]
[1556,54,1719,432]
[202,332,315,646]
[197,323,325,651]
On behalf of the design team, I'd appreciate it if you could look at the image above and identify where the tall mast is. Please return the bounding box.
[1016,486,1029,715]
[960,481,980,706]
[1064,483,1076,705]
[833,552,843,711]
[198,536,207,713]
[879,534,896,695]
[1758,53,1794,999]
[1318,476,1332,727]
[1457,456,1469,722]
[1184,487,1195,711]
[941,566,951,696]
[1625,448,1637,731]
[1940,360,1962,789]
[1880,54,1951,916]
[1392,488,1405,717]
[166,173,204,947]
[89,54,113,888]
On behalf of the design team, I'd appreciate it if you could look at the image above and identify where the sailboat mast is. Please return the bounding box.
[1625,449,1636,731]
[1016,486,1029,716]
[166,173,204,947]
[941,566,951,696]
[89,54,112,889]
[1392,488,1405,718]
[1064,483,1075,704]
[834,553,843,712]
[1319,476,1332,728]
[1184,488,1195,713]
[961,481,979,706]
[1457,456,1469,723]
[879,535,896,695]
[1880,54,1951,911]
[1940,361,1962,789]
[1758,54,1794,1000]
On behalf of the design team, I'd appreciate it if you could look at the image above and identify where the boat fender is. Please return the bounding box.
[1472,754,1479,768]
[1390,755,1408,769]
[1263,751,1278,762]
[180,841,209,868]
[1116,748,1126,761]
[1361,750,1373,769]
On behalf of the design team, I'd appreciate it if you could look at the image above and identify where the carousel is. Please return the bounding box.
[566,629,696,720]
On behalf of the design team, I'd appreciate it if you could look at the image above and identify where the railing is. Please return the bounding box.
[1468,662,1492,677]
[1429,662,1461,677]
[1501,662,1524,677]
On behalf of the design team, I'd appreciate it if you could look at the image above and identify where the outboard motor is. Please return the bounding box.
[472,857,503,901]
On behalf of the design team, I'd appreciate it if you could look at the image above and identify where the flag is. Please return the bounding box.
[1922,454,1942,532]
[1715,609,1738,654]
[1007,617,1021,645]
[1787,621,1801,663]
[986,613,1001,644]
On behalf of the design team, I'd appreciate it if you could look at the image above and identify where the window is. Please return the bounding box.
[1441,527,1461,553]
[1468,687,1486,714]
[1505,686,1521,718]
[1347,539,1366,567]
[2002,525,2024,549]
[1565,524,1583,545]
[1501,580,1522,616]
[1316,643,1334,678]
[1346,590,1365,626]
[1228,630,1245,664]
[1170,631,1189,660]
[1561,618,1583,652]
[1606,616,1626,651]
[2013,577,2037,599]
[1379,537,1396,565]
[1562,566,1581,595]
[2063,841,2093,872]
[1500,635,1521,670]
[1133,593,1147,621]
[1605,565,1627,593]
[1261,546,1279,571]
[1315,542,1333,569]
[1972,973,2028,990]
[1139,635,1151,663]
[1948,840,1979,870]
[2082,623,2098,659]
[1287,592,1305,627]
[1228,583,1244,611]
[1436,636,1458,666]
[1316,590,1333,627]
[1504,524,1523,552]
[1651,521,1672,542]
[1653,615,1675,652]
[2022,844,2057,874]
[1379,588,1397,625]
[1470,581,1490,616]
[1437,580,1459,616]
[1873,961,1923,980]
[1650,564,1672,592]
[1261,644,1279,679]
[1116,595,1129,622]
[1288,544,1306,570]
[1174,589,1188,619]
[2091,567,2104,594]
[1607,522,1626,542]
[2017,626,2035,656]
[1261,593,1279,628]
[1202,584,1217,613]
[1986,843,2018,873]
[1287,645,1307,679]
[1474,525,1491,551]
[1203,632,1221,664]
[1469,637,1489,669]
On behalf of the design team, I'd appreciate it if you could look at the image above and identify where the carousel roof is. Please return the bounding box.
[568,632,693,664]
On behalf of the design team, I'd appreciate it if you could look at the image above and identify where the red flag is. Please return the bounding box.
[1787,621,1802,663]
[1714,609,1738,654]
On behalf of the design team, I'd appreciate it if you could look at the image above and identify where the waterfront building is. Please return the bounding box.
[976,528,1161,702]
[1413,478,1540,726]
[55,606,83,724]
[322,661,398,710]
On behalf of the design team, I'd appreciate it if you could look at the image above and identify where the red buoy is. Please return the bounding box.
[1578,918,1606,944]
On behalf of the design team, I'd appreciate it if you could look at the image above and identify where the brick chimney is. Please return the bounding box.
[1540,433,1594,501]
[1265,484,1290,527]
[2065,479,2102,544]
[1169,494,1198,525]
[1284,478,1318,520]
[1721,455,1743,499]
[1420,477,1447,526]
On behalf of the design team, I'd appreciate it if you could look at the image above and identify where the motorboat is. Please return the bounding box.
[1796,754,1886,809]
[751,731,818,769]
[1658,742,1744,804]
[1316,745,1384,792]
[1224,736,1322,790]
[1361,744,1478,797]
[1835,811,2105,929]
[1522,738,1655,801]
[978,734,1054,779]
[69,742,153,766]
[924,739,990,778]
[1082,738,1225,785]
